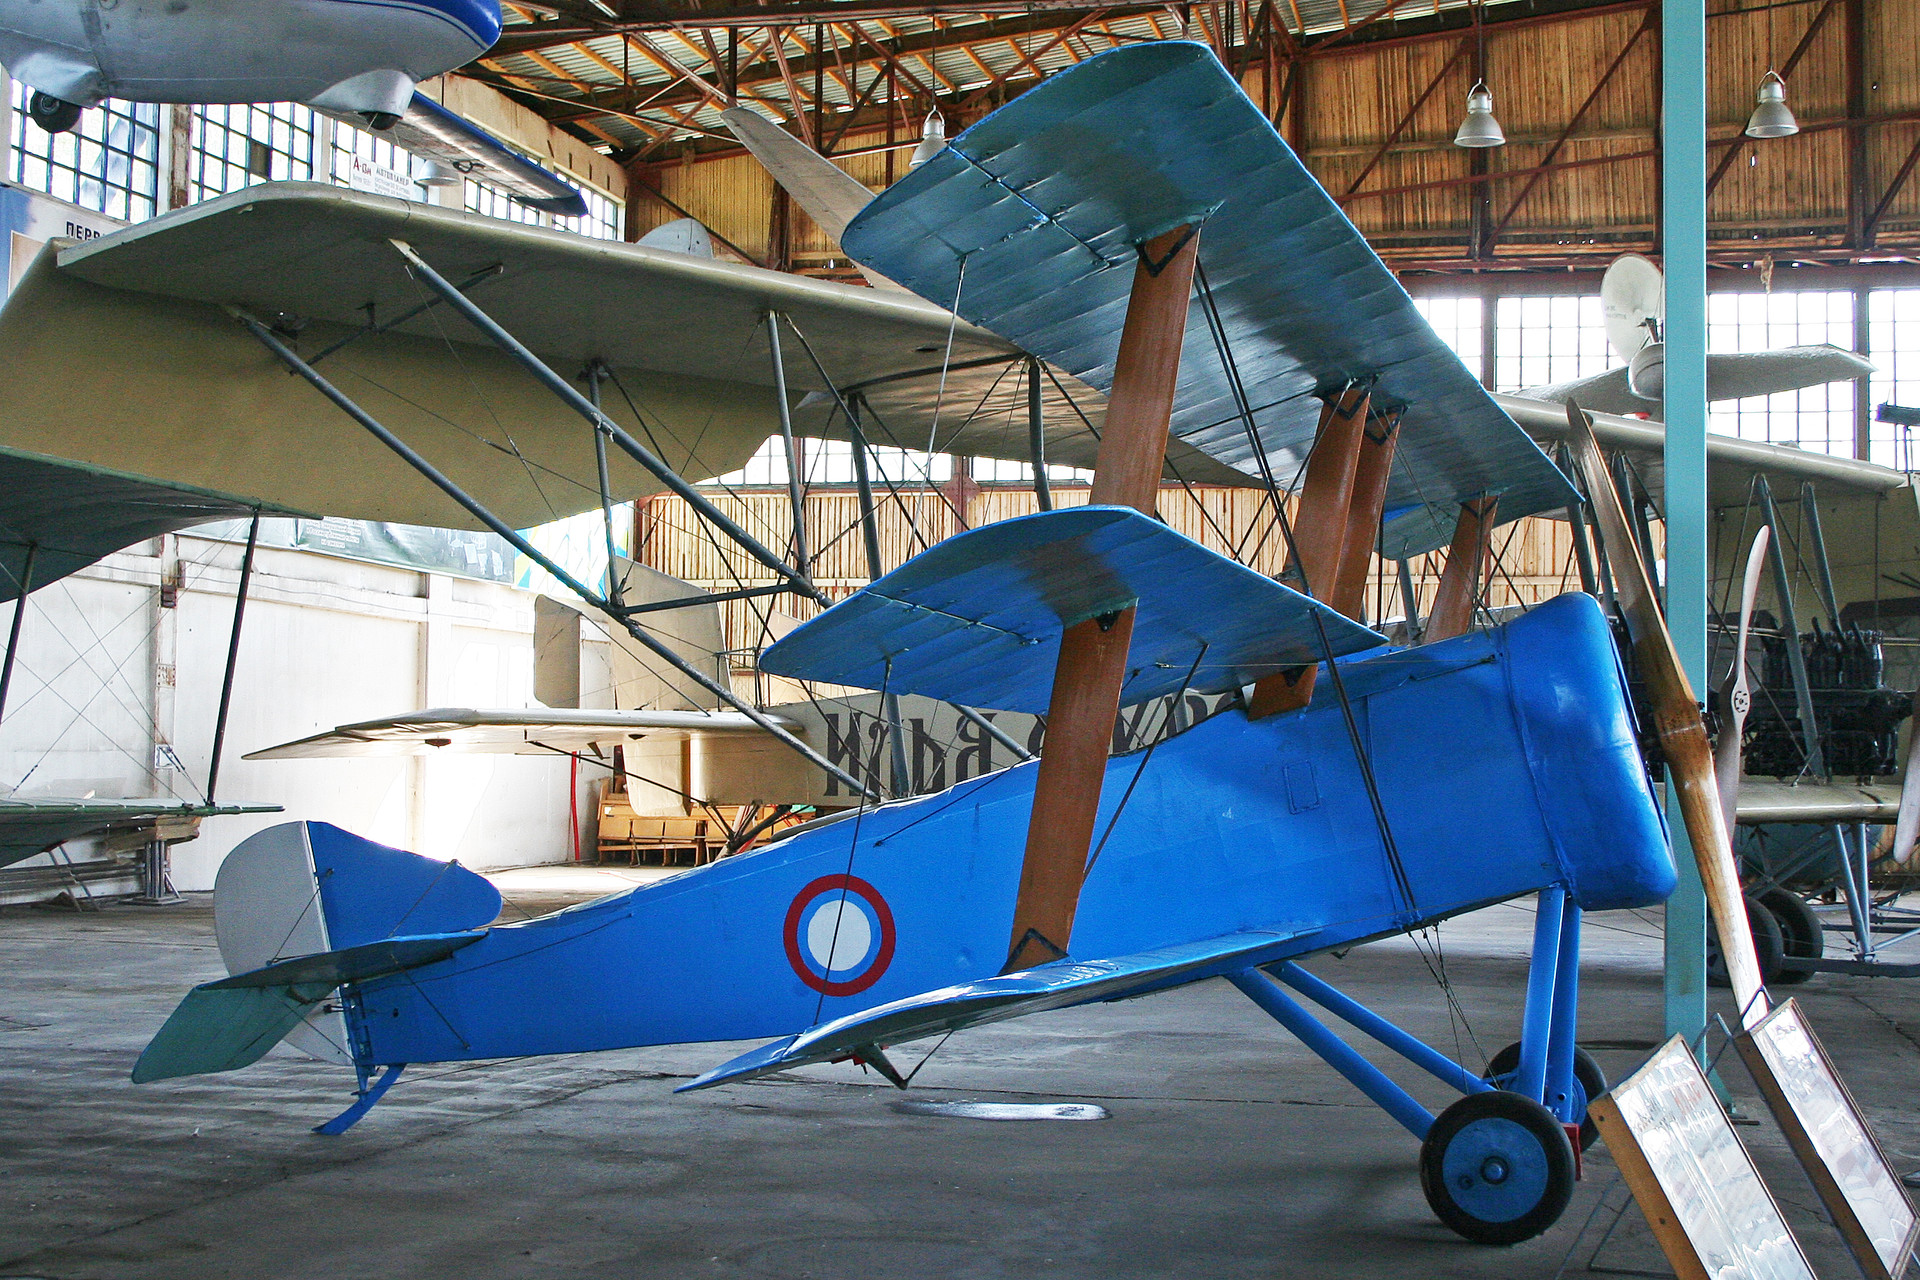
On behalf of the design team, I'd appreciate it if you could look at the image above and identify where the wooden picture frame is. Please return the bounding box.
[1736,998,1919,1280]
[1589,1034,1815,1280]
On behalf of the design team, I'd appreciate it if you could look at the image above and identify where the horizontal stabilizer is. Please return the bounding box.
[133,930,485,1083]
[760,507,1384,713]
[132,983,335,1083]
[206,931,484,990]
[679,926,1316,1092]
[246,707,799,759]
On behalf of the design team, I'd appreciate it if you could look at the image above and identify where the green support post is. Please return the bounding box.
[1662,0,1710,1046]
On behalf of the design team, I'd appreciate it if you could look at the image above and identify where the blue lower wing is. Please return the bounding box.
[679,925,1319,1092]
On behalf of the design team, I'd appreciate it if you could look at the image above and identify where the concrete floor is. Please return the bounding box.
[5,873,1920,1280]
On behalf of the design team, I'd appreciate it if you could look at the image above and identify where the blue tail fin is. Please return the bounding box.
[133,822,500,1085]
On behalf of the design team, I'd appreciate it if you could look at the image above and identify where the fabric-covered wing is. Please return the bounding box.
[760,506,1384,713]
[841,42,1576,558]
[1519,347,1876,417]
[1498,393,1908,512]
[0,446,303,603]
[680,926,1318,1092]
[0,183,1244,532]
[245,706,800,759]
[0,799,281,869]
[1735,780,1901,826]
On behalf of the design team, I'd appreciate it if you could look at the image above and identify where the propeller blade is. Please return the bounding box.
[1565,400,1769,1025]
[1888,689,1920,866]
[1716,527,1770,834]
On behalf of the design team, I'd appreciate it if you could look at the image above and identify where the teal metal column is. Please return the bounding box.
[1662,0,1710,1043]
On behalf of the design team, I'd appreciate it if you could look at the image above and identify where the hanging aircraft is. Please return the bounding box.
[0,0,587,215]
[0,36,1882,1244]
[1,0,494,129]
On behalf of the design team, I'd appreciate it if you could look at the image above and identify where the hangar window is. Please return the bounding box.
[701,436,954,488]
[1868,290,1920,470]
[466,177,549,227]
[1493,294,1611,393]
[572,184,622,241]
[464,175,624,241]
[973,458,1094,485]
[1707,289,1856,458]
[6,85,160,222]
[1412,296,1485,383]
[189,103,318,202]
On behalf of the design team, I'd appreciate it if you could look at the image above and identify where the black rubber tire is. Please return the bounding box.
[1484,1042,1607,1152]
[1758,887,1822,986]
[360,110,402,131]
[1706,893,1784,989]
[1420,1090,1577,1245]
[28,92,81,134]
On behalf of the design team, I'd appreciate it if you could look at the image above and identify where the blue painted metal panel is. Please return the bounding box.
[682,927,1317,1091]
[760,506,1385,712]
[307,823,501,950]
[840,42,1578,559]
[339,593,1671,1068]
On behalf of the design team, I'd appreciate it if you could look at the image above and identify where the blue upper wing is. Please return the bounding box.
[760,506,1385,713]
[842,42,1577,558]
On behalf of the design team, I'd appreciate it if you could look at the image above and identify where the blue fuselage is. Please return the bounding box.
[350,592,1673,1066]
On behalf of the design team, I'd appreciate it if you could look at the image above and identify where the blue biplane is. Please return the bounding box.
[132,43,1679,1245]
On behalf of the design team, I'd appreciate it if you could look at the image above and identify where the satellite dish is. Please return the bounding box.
[1602,254,1665,367]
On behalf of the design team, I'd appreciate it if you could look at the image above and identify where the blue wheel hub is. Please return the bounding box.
[1439,1117,1550,1223]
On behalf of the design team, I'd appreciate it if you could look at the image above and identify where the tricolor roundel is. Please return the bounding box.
[783,875,896,996]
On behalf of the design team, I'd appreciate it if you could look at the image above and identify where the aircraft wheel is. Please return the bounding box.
[28,92,82,134]
[1483,1042,1607,1151]
[360,110,402,131]
[1706,893,1783,989]
[1420,1090,1576,1245]
[1759,888,1822,985]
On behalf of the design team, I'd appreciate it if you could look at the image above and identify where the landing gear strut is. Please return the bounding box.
[28,92,82,134]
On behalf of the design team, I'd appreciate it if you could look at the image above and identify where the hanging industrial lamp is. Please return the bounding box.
[909,110,948,169]
[1453,81,1506,148]
[1744,70,1799,139]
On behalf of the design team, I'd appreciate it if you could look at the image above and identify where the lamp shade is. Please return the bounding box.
[909,111,948,169]
[1453,82,1506,148]
[1745,71,1799,138]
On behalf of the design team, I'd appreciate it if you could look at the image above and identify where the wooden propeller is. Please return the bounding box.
[1565,401,1769,1026]
[1714,527,1770,836]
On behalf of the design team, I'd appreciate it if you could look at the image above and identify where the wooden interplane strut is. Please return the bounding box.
[1246,385,1371,720]
[1330,409,1401,622]
[1004,224,1199,973]
[1424,495,1498,643]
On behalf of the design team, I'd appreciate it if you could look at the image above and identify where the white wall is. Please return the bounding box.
[1,532,583,890]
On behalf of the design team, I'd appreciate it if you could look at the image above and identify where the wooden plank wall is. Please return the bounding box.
[633,486,1581,661]
[627,0,1920,274]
